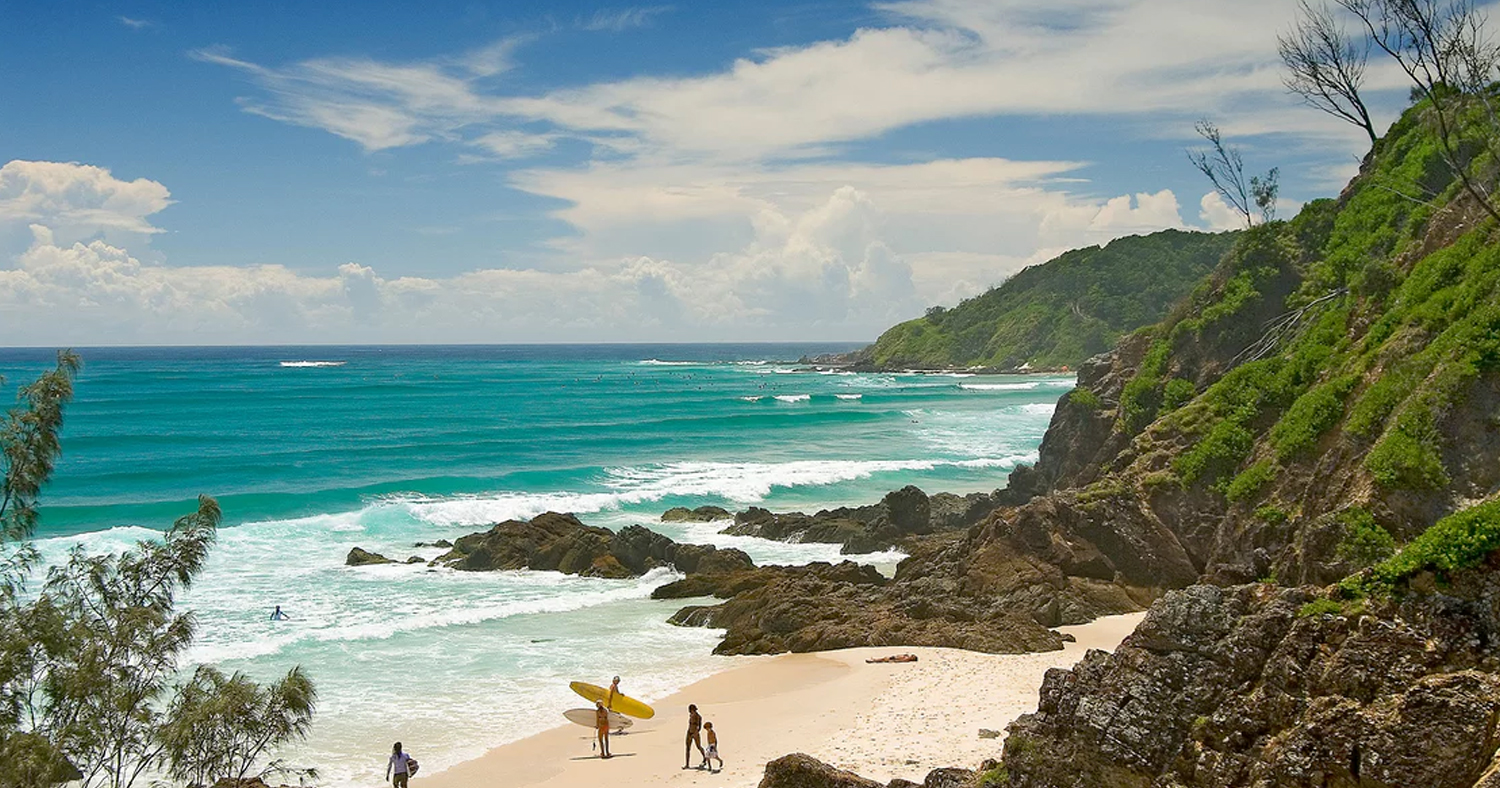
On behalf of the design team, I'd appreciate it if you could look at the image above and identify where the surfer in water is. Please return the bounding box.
[595,701,612,758]
[684,704,706,769]
[270,605,290,621]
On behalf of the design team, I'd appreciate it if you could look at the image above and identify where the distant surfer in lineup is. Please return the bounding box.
[594,701,612,758]
[270,605,290,621]
[684,704,706,769]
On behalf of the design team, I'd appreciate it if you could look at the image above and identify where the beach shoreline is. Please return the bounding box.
[422,611,1145,788]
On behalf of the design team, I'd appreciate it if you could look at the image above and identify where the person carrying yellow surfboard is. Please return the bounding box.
[607,676,621,710]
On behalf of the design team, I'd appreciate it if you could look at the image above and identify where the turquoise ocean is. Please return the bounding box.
[0,344,1073,785]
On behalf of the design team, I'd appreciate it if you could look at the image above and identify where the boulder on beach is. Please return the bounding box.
[758,754,882,788]
[346,547,395,566]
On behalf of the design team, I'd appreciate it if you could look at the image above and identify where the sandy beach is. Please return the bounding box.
[423,612,1145,787]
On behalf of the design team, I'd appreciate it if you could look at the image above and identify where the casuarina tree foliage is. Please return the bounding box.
[0,353,319,788]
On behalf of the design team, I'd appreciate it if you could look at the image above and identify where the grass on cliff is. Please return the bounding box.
[1344,499,1500,595]
[1113,97,1500,516]
[862,229,1237,370]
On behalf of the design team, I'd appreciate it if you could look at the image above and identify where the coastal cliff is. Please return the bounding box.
[756,97,1500,785]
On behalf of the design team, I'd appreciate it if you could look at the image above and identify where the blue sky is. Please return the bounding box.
[1,0,1409,345]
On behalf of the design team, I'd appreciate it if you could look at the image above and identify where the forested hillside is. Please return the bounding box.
[857,229,1237,370]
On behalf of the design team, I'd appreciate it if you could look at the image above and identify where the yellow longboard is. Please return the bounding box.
[569,681,656,719]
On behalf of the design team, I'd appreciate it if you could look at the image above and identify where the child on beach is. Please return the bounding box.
[703,721,723,773]
[595,701,612,758]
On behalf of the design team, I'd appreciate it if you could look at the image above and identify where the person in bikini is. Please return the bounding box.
[684,704,706,769]
[595,701,612,758]
[704,721,723,773]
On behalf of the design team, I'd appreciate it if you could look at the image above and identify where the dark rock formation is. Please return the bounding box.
[414,539,452,548]
[758,754,882,788]
[346,547,395,566]
[436,512,753,579]
[662,505,733,522]
[660,560,1064,655]
[725,486,999,554]
[756,755,980,788]
[1001,575,1500,788]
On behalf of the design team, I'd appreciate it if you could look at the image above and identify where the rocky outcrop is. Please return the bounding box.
[1000,574,1500,788]
[725,486,999,554]
[662,505,733,522]
[756,754,979,788]
[346,547,395,566]
[436,512,754,579]
[660,559,1065,655]
[758,754,882,788]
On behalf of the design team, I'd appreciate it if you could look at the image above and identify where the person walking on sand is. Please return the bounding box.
[684,704,706,769]
[594,701,612,758]
[704,721,723,773]
[387,742,415,787]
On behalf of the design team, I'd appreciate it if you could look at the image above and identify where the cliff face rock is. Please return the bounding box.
[1001,574,1500,788]
[436,512,753,579]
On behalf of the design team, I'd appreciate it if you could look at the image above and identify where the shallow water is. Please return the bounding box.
[1,344,1071,785]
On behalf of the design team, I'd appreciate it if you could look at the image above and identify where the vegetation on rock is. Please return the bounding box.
[856,230,1237,370]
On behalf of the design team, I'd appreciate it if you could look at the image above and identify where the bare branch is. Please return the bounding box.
[1280,1,1379,144]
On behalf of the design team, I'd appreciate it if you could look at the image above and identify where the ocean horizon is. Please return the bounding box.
[2,343,1072,786]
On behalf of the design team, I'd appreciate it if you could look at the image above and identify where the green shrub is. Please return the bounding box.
[1175,420,1254,487]
[1119,339,1172,432]
[1161,378,1196,411]
[1068,387,1103,411]
[1225,459,1277,503]
[1365,405,1449,490]
[1270,374,1358,459]
[1336,508,1395,567]
[1356,499,1500,592]
[1298,598,1345,617]
[1256,505,1290,525]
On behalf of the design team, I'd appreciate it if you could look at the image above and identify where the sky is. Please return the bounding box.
[0,0,1415,345]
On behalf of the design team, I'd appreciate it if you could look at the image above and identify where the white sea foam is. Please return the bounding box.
[740,395,767,402]
[183,567,682,665]
[387,456,1034,528]
[638,359,697,366]
[279,360,347,368]
[1020,403,1057,416]
[774,394,811,403]
[835,393,862,400]
[961,382,1039,391]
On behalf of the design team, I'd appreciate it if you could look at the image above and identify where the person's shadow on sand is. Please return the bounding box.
[569,752,637,761]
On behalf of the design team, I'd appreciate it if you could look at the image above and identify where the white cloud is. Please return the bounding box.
[0,160,173,247]
[118,16,152,29]
[580,6,672,32]
[199,0,1381,162]
[1199,191,1247,231]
